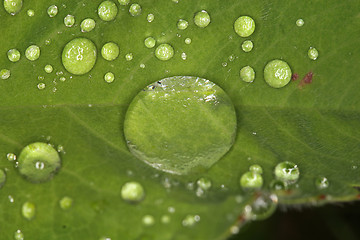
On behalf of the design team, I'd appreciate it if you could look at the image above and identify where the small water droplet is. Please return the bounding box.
[8,195,14,203]
[4,0,23,15]
[182,214,200,227]
[241,40,254,52]
[184,37,192,45]
[230,225,240,234]
[0,69,11,80]
[228,54,235,62]
[222,62,228,67]
[296,18,304,27]
[7,153,16,161]
[129,3,141,17]
[101,42,119,61]
[308,47,319,60]
[98,0,118,22]
[249,164,263,174]
[81,18,96,32]
[47,5,58,18]
[240,171,263,190]
[240,66,255,83]
[270,179,287,191]
[168,206,175,213]
[118,0,130,5]
[44,64,53,73]
[194,10,211,28]
[59,76,66,82]
[352,165,358,170]
[37,83,46,90]
[161,214,170,224]
[125,53,133,61]
[104,72,115,83]
[274,161,300,184]
[7,48,21,62]
[264,59,292,88]
[144,37,156,48]
[177,19,189,30]
[0,169,6,188]
[155,44,174,61]
[147,13,154,22]
[181,52,187,60]
[14,229,24,240]
[17,142,61,183]
[142,215,155,226]
[121,181,145,203]
[21,201,36,220]
[315,177,329,190]
[246,193,278,220]
[59,196,73,210]
[64,14,75,27]
[234,16,255,37]
[140,63,146,69]
[99,237,111,240]
[196,177,212,191]
[25,45,40,61]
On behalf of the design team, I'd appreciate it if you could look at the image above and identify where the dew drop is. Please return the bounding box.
[234,16,255,37]
[47,5,58,18]
[125,53,133,61]
[194,10,210,28]
[62,38,97,75]
[140,63,146,69]
[104,72,115,83]
[177,19,189,30]
[124,76,237,175]
[184,38,191,45]
[4,0,22,15]
[264,59,292,88]
[0,169,6,188]
[249,164,263,174]
[129,3,141,17]
[64,15,75,27]
[59,76,66,82]
[14,229,24,240]
[37,83,46,90]
[196,177,212,191]
[98,1,118,22]
[155,43,174,61]
[17,142,61,183]
[101,42,119,61]
[81,18,96,32]
[118,0,130,5]
[182,214,200,227]
[7,153,16,161]
[21,201,36,220]
[8,195,14,203]
[44,64,53,73]
[240,66,255,83]
[274,161,300,184]
[161,215,170,224]
[246,193,278,220]
[181,52,187,60]
[26,9,34,16]
[0,69,10,80]
[315,177,329,190]
[25,45,40,61]
[270,179,287,191]
[308,47,319,60]
[241,40,253,52]
[142,215,155,226]
[222,62,228,67]
[7,49,21,62]
[121,181,145,203]
[240,171,263,190]
[59,196,73,210]
[144,37,156,49]
[296,18,304,27]
[147,13,154,22]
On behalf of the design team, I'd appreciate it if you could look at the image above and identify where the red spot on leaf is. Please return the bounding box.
[291,73,299,81]
[298,71,314,89]
[318,194,326,200]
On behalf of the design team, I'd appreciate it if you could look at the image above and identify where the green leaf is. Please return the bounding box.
[0,0,359,239]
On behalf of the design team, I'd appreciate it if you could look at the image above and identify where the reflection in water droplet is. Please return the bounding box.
[7,49,21,62]
[308,47,319,60]
[14,229,24,240]
[17,142,61,183]
[129,3,141,17]
[124,76,237,175]
[0,169,6,188]
[22,201,36,220]
[264,59,292,88]
[274,161,300,184]
[121,181,145,203]
[0,69,11,80]
[81,18,96,32]
[240,171,263,190]
[142,215,155,226]
[64,15,75,27]
[234,16,255,37]
[59,196,73,210]
[98,0,118,21]
[47,5,58,17]
[7,153,17,161]
[4,0,23,15]
[315,177,329,189]
[147,13,154,22]
[104,72,115,83]
[25,45,40,61]
[194,10,210,28]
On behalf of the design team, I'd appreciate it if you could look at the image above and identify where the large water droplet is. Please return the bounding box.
[98,1,118,21]
[81,18,96,32]
[0,69,11,80]
[240,171,263,190]
[7,49,21,62]
[234,16,255,37]
[308,47,319,60]
[155,44,174,61]
[17,142,61,183]
[59,196,73,210]
[264,59,292,88]
[47,5,58,18]
[14,229,24,240]
[101,42,119,61]
[62,38,97,75]
[194,10,210,28]
[129,3,141,16]
[0,169,6,188]
[315,177,329,190]
[4,0,23,15]
[274,161,300,184]
[21,201,36,220]
[124,76,237,175]
[121,181,145,203]
[25,45,40,61]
